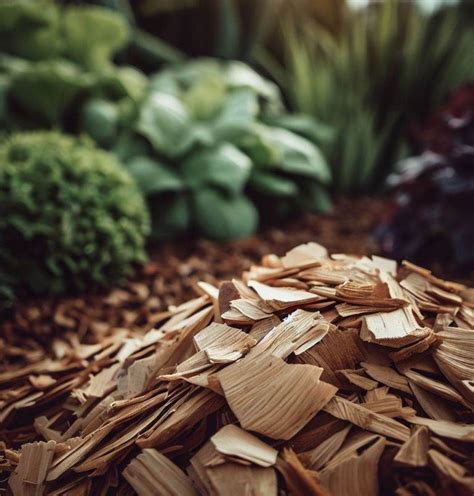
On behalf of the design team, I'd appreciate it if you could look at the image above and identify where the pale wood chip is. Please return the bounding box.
[394,426,430,467]
[9,440,56,496]
[190,441,277,495]
[210,424,277,467]
[406,416,474,442]
[319,435,386,496]
[123,449,197,496]
[360,308,430,348]
[280,242,328,268]
[428,449,474,492]
[323,396,410,441]
[193,323,256,364]
[219,354,337,440]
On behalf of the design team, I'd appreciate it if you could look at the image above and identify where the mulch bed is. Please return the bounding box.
[1,198,383,365]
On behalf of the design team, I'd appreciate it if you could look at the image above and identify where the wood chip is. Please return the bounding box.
[210,424,277,467]
[123,449,197,496]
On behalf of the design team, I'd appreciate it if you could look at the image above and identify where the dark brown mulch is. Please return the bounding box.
[0,197,385,363]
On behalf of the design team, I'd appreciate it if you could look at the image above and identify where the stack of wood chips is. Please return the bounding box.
[1,243,473,495]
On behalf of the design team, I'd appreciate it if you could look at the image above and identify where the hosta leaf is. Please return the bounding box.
[225,61,282,109]
[0,0,62,60]
[237,123,279,166]
[10,59,92,124]
[149,193,190,240]
[126,156,183,196]
[249,170,298,197]
[149,70,181,96]
[182,72,227,120]
[181,143,252,194]
[192,188,258,240]
[112,131,151,163]
[264,113,335,145]
[97,66,148,101]
[135,91,192,157]
[80,98,118,147]
[213,88,259,142]
[264,127,331,183]
[62,6,129,69]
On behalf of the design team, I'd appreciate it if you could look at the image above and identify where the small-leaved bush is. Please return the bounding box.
[0,132,150,297]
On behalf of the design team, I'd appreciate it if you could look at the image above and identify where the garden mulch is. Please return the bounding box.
[1,197,384,363]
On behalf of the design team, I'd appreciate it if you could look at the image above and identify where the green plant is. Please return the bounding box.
[280,0,474,193]
[0,2,332,242]
[0,131,150,296]
[86,59,332,240]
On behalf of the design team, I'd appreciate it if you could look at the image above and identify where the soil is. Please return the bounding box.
[0,197,390,358]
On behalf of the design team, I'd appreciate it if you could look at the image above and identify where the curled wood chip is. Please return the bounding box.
[210,424,277,467]
[193,323,256,364]
[360,308,429,348]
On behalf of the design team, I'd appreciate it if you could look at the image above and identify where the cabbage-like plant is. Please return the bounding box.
[83,59,332,240]
[0,131,150,296]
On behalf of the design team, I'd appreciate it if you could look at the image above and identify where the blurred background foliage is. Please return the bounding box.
[1,0,473,242]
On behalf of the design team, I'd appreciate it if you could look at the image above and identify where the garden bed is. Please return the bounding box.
[1,197,382,356]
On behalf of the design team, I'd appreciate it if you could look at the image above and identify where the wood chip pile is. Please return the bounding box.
[1,242,473,496]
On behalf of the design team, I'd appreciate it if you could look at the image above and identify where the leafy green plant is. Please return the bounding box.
[0,131,150,296]
[0,1,144,127]
[84,59,332,240]
[279,0,474,193]
[0,2,332,242]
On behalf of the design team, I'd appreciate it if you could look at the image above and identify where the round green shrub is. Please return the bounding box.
[0,131,150,296]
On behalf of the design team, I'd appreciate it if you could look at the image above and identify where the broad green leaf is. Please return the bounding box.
[264,113,334,145]
[225,61,282,109]
[97,66,148,101]
[182,73,227,120]
[212,88,259,142]
[237,123,279,166]
[135,91,192,157]
[181,144,252,194]
[0,0,62,60]
[112,131,151,163]
[80,98,118,147]
[62,6,129,69]
[127,156,182,196]
[192,189,258,240]
[149,193,190,240]
[249,170,298,197]
[262,127,331,183]
[10,59,92,124]
[149,70,181,96]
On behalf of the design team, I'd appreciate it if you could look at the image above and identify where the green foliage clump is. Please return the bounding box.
[93,59,332,241]
[0,2,333,242]
[0,131,150,296]
[0,0,138,127]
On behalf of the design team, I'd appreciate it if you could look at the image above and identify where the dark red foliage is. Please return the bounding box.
[376,81,474,274]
